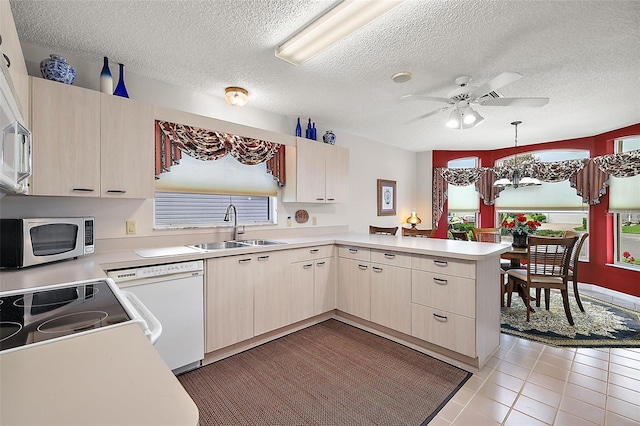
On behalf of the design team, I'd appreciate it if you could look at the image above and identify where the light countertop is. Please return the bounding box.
[0,323,199,426]
[0,232,510,292]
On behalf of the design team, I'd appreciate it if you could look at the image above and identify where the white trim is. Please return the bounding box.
[576,282,640,306]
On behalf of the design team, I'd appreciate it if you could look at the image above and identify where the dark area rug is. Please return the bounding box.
[178,319,471,426]
[501,292,640,347]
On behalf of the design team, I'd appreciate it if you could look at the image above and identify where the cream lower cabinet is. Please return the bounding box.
[30,77,154,198]
[370,250,412,335]
[337,246,371,320]
[411,255,477,357]
[205,255,255,352]
[290,255,336,323]
[253,251,291,336]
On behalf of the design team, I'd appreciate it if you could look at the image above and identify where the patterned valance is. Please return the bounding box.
[431,150,640,229]
[155,120,285,185]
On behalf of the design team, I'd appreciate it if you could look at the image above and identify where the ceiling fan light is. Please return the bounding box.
[462,107,476,124]
[446,110,460,128]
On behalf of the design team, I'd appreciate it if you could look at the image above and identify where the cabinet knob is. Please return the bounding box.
[372,267,383,273]
[310,249,319,253]
[316,261,325,266]
[106,189,127,194]
[433,278,448,285]
[358,264,368,270]
[433,313,448,322]
[238,258,252,263]
[316,198,325,201]
[303,263,313,269]
[72,188,95,192]
[384,253,395,259]
[3,53,10,69]
[348,248,358,253]
[258,256,270,261]
[433,260,448,267]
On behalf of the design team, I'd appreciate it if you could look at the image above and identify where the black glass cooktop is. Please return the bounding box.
[0,280,132,353]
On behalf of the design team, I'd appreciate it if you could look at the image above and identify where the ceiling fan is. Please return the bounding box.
[403,72,549,129]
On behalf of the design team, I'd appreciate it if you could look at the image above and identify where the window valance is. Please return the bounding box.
[155,120,285,185]
[432,149,640,229]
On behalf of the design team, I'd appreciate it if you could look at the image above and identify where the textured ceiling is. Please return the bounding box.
[10,0,640,151]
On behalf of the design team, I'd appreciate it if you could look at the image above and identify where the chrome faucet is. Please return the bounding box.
[224,203,244,241]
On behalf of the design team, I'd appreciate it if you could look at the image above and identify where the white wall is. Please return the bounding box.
[0,43,426,246]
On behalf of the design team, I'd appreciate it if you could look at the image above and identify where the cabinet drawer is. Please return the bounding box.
[411,254,475,279]
[338,246,370,261]
[412,270,475,317]
[288,245,335,262]
[370,249,411,268]
[411,304,476,358]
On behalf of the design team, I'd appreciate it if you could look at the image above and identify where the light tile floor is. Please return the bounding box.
[431,288,640,426]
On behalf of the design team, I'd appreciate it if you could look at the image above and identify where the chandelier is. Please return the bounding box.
[493,121,541,188]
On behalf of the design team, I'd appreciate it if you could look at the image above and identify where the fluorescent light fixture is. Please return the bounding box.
[275,0,405,66]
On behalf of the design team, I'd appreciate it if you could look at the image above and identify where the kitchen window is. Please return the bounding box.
[612,136,640,269]
[446,157,478,231]
[154,154,278,228]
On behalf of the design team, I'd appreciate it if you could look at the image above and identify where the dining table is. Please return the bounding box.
[498,244,535,310]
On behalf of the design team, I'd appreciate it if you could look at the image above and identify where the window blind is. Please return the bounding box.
[495,180,586,210]
[155,193,272,227]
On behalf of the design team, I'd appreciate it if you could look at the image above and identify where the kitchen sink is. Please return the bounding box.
[189,241,248,251]
[237,239,284,246]
[188,239,285,252]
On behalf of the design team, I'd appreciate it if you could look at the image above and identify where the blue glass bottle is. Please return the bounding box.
[306,118,312,139]
[113,63,129,98]
[311,122,317,140]
[100,57,112,94]
[295,117,302,137]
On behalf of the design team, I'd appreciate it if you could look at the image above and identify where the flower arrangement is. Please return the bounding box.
[501,213,541,236]
[622,251,636,264]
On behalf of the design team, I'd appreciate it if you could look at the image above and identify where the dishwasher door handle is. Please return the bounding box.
[122,290,163,345]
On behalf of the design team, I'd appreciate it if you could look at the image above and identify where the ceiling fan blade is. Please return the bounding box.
[480,97,549,107]
[401,94,453,104]
[404,107,450,124]
[468,72,523,99]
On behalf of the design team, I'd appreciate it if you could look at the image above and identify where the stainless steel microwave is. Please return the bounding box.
[0,218,94,268]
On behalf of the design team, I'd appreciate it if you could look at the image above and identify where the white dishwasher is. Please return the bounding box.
[107,260,204,374]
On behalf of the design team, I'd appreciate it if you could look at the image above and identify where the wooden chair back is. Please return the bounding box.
[471,227,500,242]
[369,226,398,236]
[527,236,577,279]
[402,228,435,238]
[451,231,469,241]
[476,232,501,242]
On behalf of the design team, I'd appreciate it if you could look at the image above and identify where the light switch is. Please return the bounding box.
[126,220,137,235]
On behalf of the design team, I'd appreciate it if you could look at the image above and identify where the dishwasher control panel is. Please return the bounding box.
[107,260,204,283]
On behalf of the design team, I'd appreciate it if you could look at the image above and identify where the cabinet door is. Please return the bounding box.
[290,260,315,323]
[31,78,100,196]
[254,252,291,335]
[325,144,349,203]
[337,257,370,320]
[100,95,154,198]
[296,139,326,202]
[0,1,29,120]
[205,256,254,352]
[314,257,336,315]
[370,263,411,334]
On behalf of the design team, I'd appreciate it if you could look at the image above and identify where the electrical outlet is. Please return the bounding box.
[126,220,137,235]
[312,216,317,225]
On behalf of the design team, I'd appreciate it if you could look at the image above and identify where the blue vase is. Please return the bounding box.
[295,118,302,137]
[323,130,336,145]
[40,55,76,84]
[113,63,129,98]
[311,122,317,140]
[100,56,112,94]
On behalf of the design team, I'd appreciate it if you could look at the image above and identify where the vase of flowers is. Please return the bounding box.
[501,213,541,248]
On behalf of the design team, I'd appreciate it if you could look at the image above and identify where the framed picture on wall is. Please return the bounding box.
[377,179,396,216]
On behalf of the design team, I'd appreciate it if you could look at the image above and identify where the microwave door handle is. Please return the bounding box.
[2,121,32,183]
[15,121,32,183]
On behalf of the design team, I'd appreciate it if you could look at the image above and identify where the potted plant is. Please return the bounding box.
[501,213,541,248]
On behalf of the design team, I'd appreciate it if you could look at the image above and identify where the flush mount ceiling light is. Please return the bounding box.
[275,0,405,66]
[494,121,542,189]
[224,87,249,107]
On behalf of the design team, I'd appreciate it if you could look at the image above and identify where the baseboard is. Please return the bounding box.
[576,282,640,306]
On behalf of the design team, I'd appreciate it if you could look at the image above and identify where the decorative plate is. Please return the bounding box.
[295,209,309,223]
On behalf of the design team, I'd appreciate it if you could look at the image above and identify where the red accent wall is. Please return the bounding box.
[433,123,640,297]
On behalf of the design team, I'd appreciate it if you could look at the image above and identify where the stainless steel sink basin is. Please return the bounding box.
[189,241,248,251]
[238,239,284,246]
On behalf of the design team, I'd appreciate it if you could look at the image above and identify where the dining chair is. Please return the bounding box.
[506,235,578,325]
[564,231,589,312]
[451,231,469,241]
[369,226,398,236]
[402,227,435,238]
[471,227,501,241]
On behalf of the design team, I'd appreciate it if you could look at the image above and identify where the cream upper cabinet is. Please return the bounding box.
[31,77,101,196]
[100,94,154,198]
[30,77,154,198]
[282,138,349,203]
[0,0,29,122]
